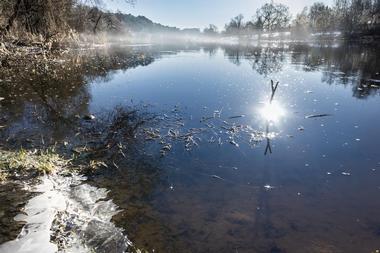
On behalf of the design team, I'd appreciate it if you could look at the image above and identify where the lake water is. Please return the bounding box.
[0,42,380,253]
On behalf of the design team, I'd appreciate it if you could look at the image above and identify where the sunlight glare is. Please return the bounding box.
[259,101,286,123]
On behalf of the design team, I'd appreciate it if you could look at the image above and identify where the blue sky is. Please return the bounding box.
[106,0,333,29]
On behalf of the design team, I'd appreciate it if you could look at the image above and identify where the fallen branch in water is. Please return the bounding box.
[270,79,279,103]
[305,114,332,119]
[229,115,245,119]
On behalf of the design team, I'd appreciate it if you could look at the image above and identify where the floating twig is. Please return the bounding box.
[229,115,245,119]
[270,80,279,103]
[305,114,332,119]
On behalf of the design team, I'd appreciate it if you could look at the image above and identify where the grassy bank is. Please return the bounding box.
[0,149,70,181]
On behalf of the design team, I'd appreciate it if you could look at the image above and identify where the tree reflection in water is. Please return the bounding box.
[0,46,156,149]
[260,80,284,155]
[0,42,379,252]
[223,42,380,98]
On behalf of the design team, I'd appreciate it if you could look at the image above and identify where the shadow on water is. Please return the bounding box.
[0,42,379,252]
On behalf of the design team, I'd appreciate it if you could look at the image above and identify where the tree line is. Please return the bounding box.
[0,0,379,44]
[205,0,380,38]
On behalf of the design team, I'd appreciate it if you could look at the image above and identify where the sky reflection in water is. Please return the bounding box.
[84,44,380,252]
[1,43,380,253]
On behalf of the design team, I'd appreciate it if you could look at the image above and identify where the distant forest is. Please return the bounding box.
[0,0,379,45]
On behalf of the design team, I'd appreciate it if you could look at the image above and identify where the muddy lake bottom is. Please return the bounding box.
[0,42,380,253]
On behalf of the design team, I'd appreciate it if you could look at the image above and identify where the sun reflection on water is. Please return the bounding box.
[259,101,286,123]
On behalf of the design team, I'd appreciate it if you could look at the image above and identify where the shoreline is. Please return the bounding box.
[0,167,131,253]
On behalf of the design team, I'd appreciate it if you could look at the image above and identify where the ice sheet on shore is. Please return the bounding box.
[0,173,130,253]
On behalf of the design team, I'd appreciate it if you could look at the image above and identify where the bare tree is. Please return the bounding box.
[309,2,333,32]
[224,14,245,35]
[203,24,218,35]
[234,14,244,30]
[292,7,310,37]
[76,0,135,34]
[255,2,291,31]
[331,0,379,33]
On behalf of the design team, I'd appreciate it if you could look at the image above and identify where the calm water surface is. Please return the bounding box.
[1,43,380,253]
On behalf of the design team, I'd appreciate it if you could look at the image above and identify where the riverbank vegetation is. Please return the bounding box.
[0,0,137,49]
[0,149,69,181]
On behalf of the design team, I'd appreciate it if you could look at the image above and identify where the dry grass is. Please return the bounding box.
[0,149,69,181]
